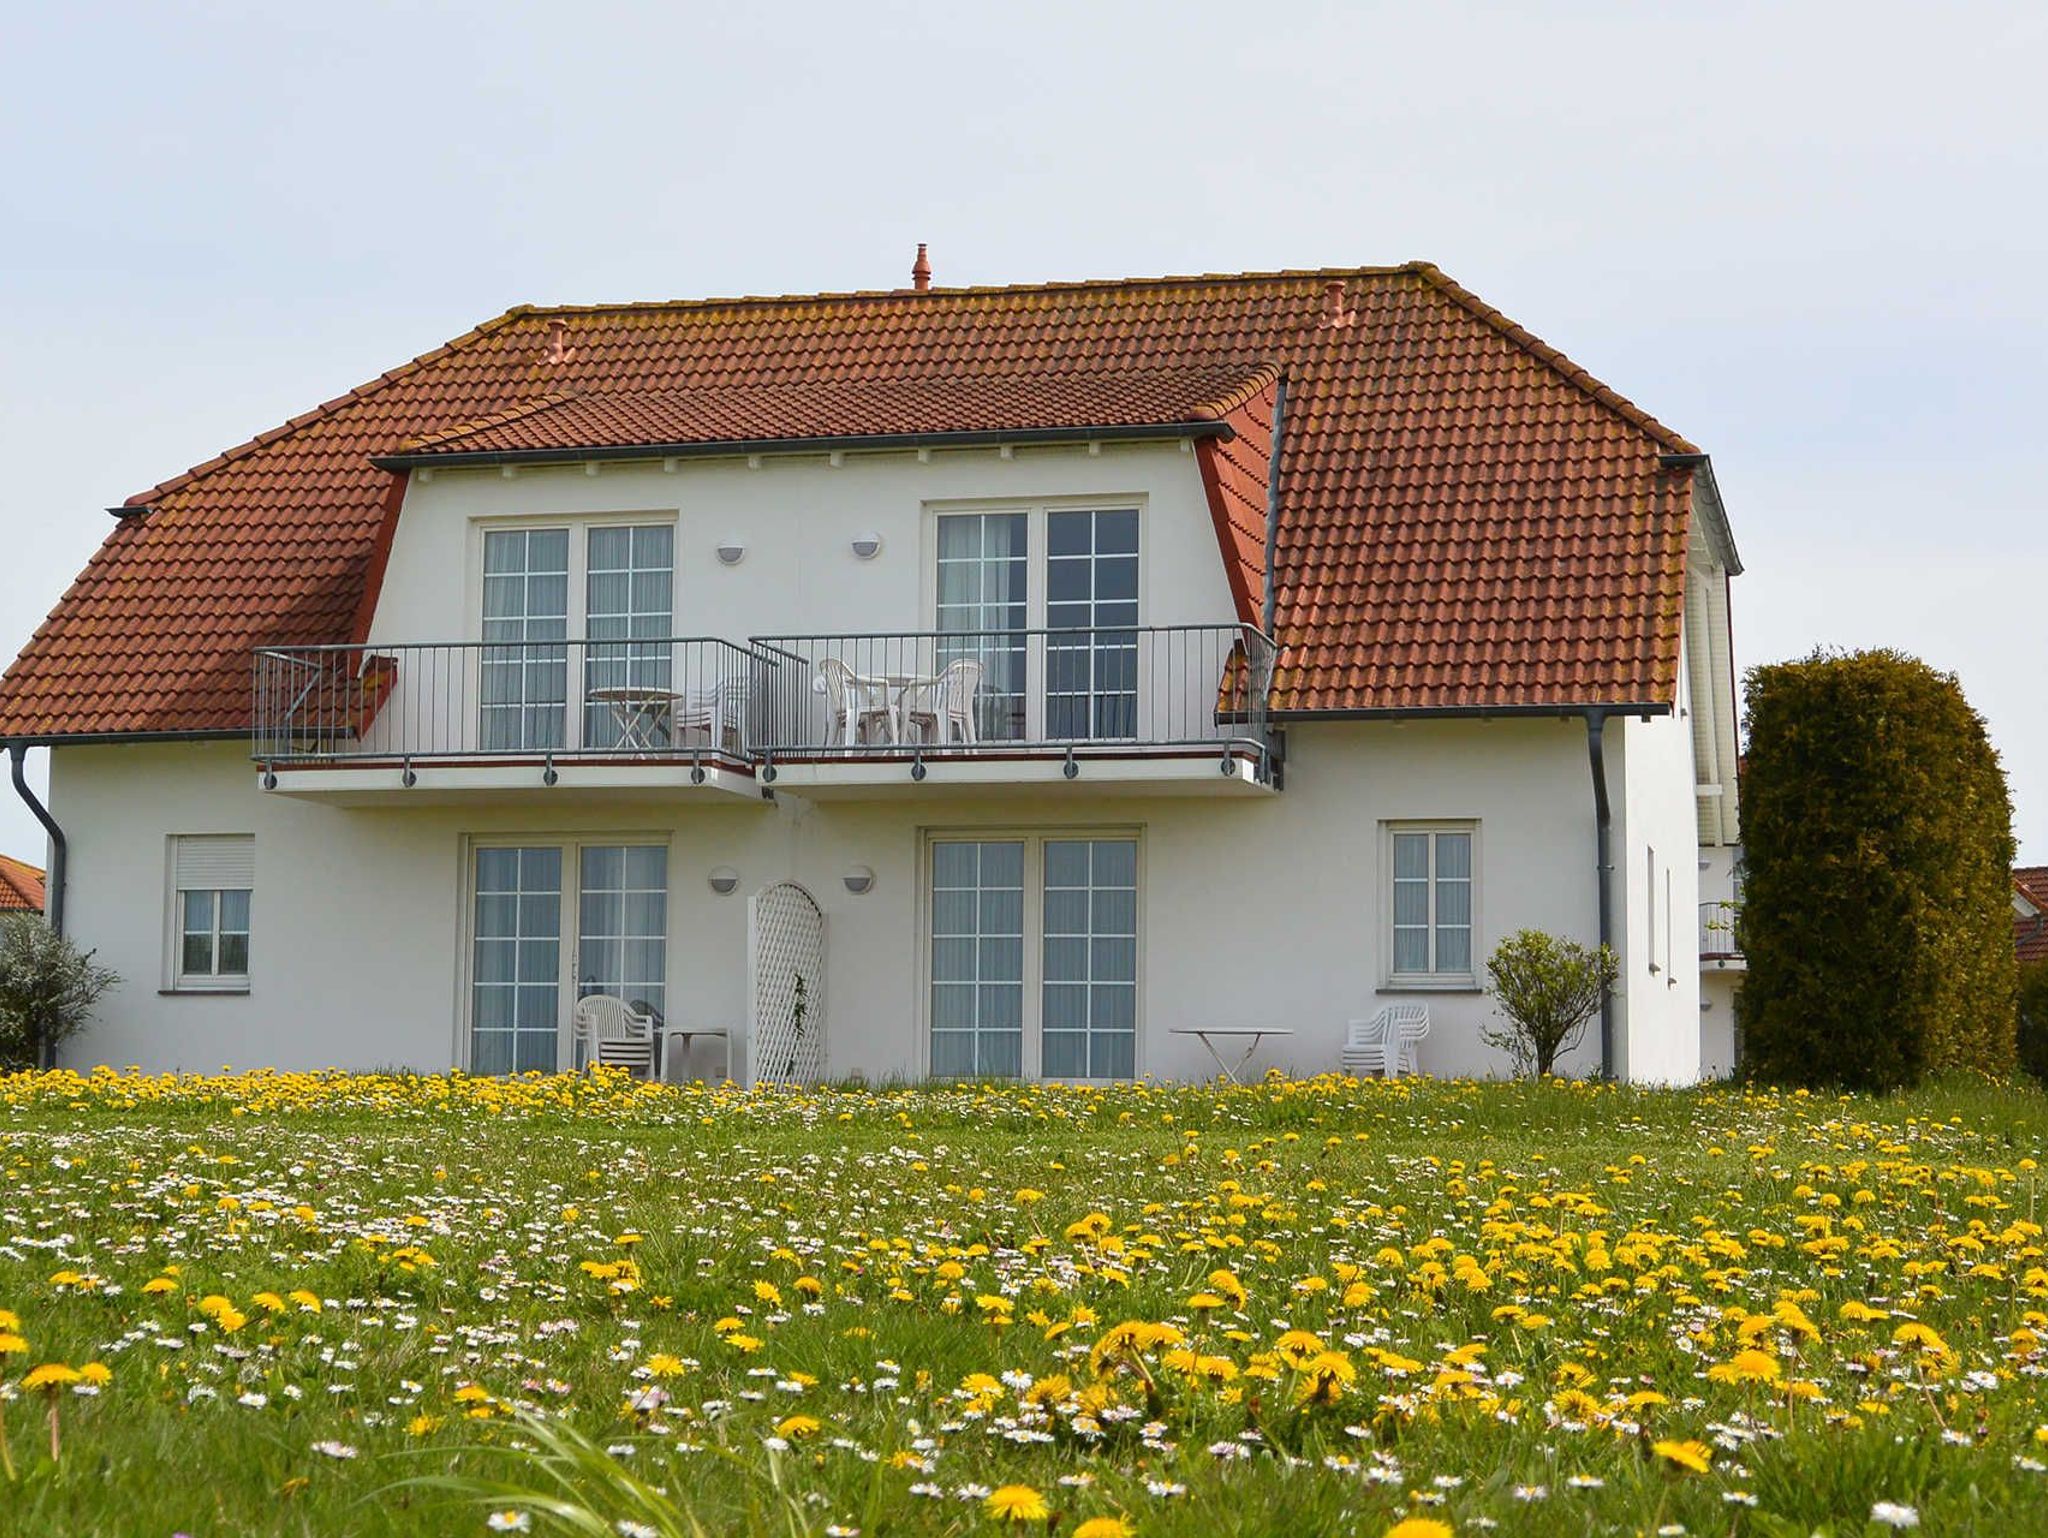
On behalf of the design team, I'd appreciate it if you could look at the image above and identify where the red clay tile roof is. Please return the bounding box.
[0,263,1704,736]
[2019,867,2048,964]
[0,855,44,913]
[393,365,1279,460]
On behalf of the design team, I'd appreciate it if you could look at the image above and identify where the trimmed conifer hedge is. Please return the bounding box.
[1739,649,2016,1090]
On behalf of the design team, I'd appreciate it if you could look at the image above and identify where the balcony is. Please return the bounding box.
[1700,900,1743,968]
[251,624,1276,801]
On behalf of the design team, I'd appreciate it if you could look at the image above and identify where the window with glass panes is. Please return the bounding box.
[929,834,1139,1080]
[934,513,1028,740]
[480,529,570,751]
[1046,509,1139,738]
[582,526,674,748]
[1390,827,1474,978]
[170,834,253,990]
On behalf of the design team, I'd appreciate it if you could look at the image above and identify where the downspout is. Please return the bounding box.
[1583,710,1616,1079]
[1260,374,1287,639]
[7,742,67,1070]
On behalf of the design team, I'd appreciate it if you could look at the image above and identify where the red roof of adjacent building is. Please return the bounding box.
[2018,867,2048,964]
[0,855,44,913]
[0,262,1707,737]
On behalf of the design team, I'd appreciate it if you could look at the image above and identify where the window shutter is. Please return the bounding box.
[173,835,254,891]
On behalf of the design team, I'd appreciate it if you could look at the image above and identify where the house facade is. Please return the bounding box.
[0,260,1743,1083]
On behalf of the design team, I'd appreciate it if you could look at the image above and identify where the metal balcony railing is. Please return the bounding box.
[747,624,1274,763]
[1700,899,1743,960]
[252,638,771,766]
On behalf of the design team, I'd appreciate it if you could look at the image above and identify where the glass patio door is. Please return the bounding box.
[480,529,570,751]
[1046,509,1139,739]
[469,842,669,1074]
[935,513,1027,741]
[470,847,563,1073]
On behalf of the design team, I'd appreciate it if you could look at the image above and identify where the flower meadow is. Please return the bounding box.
[4,1070,2048,1535]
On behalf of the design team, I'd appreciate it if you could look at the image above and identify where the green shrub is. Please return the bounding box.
[0,914,118,1069]
[2020,961,2048,1083]
[1739,649,2017,1090]
[1482,928,1619,1078]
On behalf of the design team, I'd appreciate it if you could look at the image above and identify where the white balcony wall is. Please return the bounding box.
[365,441,1239,652]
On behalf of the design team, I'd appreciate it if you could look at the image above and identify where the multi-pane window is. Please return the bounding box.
[929,834,1139,1080]
[583,526,675,748]
[471,846,563,1074]
[170,834,254,990]
[470,841,671,1076]
[1390,827,1474,979]
[1046,509,1139,739]
[1040,838,1137,1079]
[929,840,1025,1077]
[935,513,1028,740]
[480,528,570,751]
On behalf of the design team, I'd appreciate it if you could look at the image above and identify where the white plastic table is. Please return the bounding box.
[1170,1026,1294,1083]
[661,1026,732,1082]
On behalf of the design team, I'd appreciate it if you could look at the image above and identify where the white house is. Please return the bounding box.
[0,257,1744,1083]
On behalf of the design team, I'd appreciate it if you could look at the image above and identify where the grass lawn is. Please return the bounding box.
[5,1070,2048,1536]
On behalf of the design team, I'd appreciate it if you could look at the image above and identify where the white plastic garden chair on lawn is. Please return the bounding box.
[574,994,661,1079]
[1342,1003,1430,1079]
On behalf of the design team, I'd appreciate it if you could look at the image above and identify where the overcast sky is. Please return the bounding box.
[3,1,2043,866]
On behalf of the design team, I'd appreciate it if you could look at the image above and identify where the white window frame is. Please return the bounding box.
[917,826,1144,1083]
[164,835,254,994]
[1380,821,1480,990]
[457,831,675,1073]
[466,513,681,752]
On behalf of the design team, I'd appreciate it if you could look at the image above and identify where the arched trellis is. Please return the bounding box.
[749,881,826,1083]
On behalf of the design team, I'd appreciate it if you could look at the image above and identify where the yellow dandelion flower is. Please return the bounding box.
[0,1333,26,1356]
[774,1414,821,1438]
[22,1363,81,1391]
[141,1277,178,1296]
[1383,1521,1453,1538]
[1073,1519,1134,1538]
[1652,1438,1713,1474]
[985,1484,1050,1522]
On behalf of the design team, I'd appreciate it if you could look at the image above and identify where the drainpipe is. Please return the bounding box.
[7,742,67,1070]
[1583,710,1616,1079]
[1260,374,1287,640]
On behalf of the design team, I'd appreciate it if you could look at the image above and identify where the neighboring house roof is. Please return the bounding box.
[0,855,44,913]
[0,262,1705,737]
[2018,867,2048,964]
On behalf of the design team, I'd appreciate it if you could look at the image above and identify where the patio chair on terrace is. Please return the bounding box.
[574,994,660,1079]
[903,657,982,745]
[819,657,896,747]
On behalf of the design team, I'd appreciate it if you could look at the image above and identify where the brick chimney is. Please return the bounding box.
[911,242,932,292]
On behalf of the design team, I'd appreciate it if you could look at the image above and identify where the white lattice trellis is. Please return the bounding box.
[749,882,826,1083]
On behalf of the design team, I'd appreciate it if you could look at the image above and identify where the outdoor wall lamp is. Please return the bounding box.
[842,865,875,895]
[714,539,746,566]
[707,865,740,896]
[849,532,882,560]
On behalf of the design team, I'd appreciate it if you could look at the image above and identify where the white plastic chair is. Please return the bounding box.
[1342,1003,1430,1079]
[574,994,660,1079]
[904,657,983,745]
[670,677,744,754]
[819,658,896,747]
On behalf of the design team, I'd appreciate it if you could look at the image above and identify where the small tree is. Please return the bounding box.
[1482,928,1618,1078]
[0,915,118,1070]
[1740,649,2016,1090]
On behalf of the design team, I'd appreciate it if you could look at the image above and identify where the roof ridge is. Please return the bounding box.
[515,264,1434,319]
[1407,263,1700,457]
[120,307,536,509]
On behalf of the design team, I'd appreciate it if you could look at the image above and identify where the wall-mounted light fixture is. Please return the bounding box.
[842,865,875,895]
[707,865,740,896]
[850,532,883,560]
[715,539,746,567]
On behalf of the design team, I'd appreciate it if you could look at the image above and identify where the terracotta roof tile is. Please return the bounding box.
[0,263,1705,735]
[0,855,44,913]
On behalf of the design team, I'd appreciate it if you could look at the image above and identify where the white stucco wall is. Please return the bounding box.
[371,442,1238,650]
[47,714,1677,1082]
[1612,697,1704,1084]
